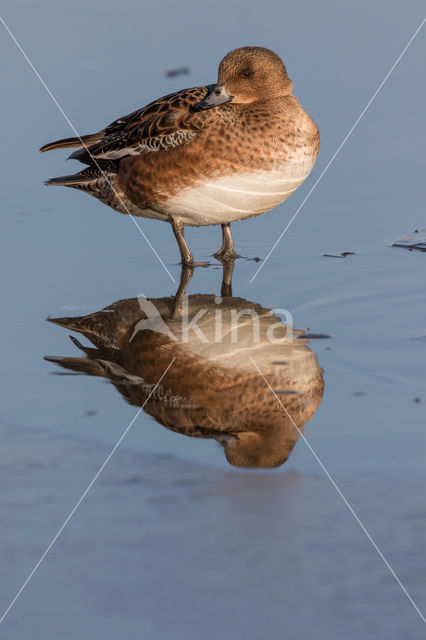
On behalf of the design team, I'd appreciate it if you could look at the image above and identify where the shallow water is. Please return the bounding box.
[1,1,426,638]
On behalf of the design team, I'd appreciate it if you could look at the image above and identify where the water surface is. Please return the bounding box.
[1,1,425,638]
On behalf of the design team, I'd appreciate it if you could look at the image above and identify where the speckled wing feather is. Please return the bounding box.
[69,85,213,164]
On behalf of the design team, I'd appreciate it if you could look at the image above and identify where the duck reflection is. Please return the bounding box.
[46,265,324,469]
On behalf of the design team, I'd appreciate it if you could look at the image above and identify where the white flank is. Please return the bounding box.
[159,162,314,226]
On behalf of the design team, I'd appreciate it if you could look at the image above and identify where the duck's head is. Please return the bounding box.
[194,46,293,111]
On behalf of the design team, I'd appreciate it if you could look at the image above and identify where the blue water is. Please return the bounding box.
[1,1,425,638]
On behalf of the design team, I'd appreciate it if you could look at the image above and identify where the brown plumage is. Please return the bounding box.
[46,290,324,469]
[41,46,319,264]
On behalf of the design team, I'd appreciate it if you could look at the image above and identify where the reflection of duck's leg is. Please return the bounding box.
[221,259,235,298]
[171,264,194,318]
[214,223,241,261]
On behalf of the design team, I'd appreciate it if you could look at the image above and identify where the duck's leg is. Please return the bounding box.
[170,217,194,266]
[214,223,240,262]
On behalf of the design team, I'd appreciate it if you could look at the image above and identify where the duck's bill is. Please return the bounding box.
[193,85,233,111]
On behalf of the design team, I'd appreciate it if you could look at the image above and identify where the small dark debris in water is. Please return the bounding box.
[273,389,301,395]
[49,371,82,376]
[353,391,366,397]
[323,346,332,350]
[392,227,426,252]
[165,67,190,78]
[84,409,97,416]
[414,397,422,403]
[297,333,332,340]
[322,251,357,258]
[409,335,426,342]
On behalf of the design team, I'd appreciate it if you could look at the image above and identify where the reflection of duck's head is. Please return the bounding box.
[220,432,293,469]
[46,291,324,469]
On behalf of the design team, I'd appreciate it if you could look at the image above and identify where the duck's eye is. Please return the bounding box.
[242,69,253,78]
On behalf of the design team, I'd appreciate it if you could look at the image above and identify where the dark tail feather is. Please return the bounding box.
[44,173,91,188]
[44,166,106,188]
[39,132,103,153]
[47,315,102,345]
[47,314,108,340]
[43,163,121,213]
[47,317,119,353]
[47,315,85,330]
[44,355,109,377]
